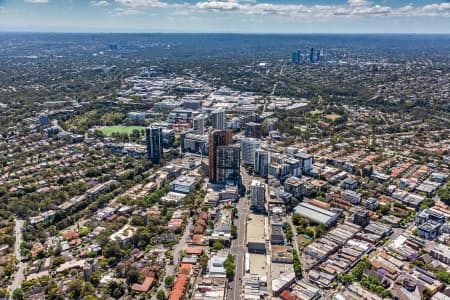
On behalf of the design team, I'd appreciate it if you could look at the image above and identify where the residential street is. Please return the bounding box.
[8,219,24,298]
[151,218,193,299]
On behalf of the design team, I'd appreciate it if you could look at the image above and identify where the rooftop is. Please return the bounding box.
[294,202,340,225]
[247,214,265,243]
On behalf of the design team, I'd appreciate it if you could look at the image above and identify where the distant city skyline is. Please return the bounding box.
[0,0,449,33]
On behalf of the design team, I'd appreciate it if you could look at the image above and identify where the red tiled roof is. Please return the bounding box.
[139,266,156,278]
[62,230,79,241]
[307,199,331,209]
[179,264,192,273]
[131,276,154,293]
[192,234,207,245]
[280,290,299,300]
[197,219,206,227]
[168,274,189,300]
[193,224,205,235]
[199,211,208,220]
[185,247,203,255]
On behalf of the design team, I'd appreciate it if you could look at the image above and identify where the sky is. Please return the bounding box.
[0,0,449,33]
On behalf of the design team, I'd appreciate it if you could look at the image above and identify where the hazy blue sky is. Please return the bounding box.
[0,0,449,33]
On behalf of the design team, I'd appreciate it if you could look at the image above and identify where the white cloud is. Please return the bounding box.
[194,0,450,18]
[347,0,371,7]
[111,0,450,19]
[111,7,144,16]
[91,1,111,7]
[196,1,243,11]
[115,0,169,9]
[24,0,49,3]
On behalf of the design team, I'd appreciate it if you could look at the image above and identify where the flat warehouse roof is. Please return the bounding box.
[247,214,265,243]
[294,202,338,225]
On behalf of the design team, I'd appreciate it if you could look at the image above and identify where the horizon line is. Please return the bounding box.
[1,31,450,35]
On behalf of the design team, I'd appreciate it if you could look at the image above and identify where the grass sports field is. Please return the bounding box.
[100,125,145,136]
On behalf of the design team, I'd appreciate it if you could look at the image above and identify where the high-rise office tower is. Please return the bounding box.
[319,48,326,61]
[291,50,302,64]
[255,149,269,178]
[291,51,299,64]
[211,110,226,129]
[310,48,315,63]
[244,122,262,139]
[146,125,163,163]
[241,138,261,166]
[216,145,241,185]
[193,115,205,135]
[208,129,232,183]
[162,129,175,148]
[251,179,266,212]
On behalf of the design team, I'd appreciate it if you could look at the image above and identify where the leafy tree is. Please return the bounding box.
[338,273,354,285]
[126,266,141,284]
[292,213,309,227]
[131,216,145,226]
[103,241,121,258]
[53,256,65,266]
[0,288,9,298]
[107,281,124,299]
[377,204,390,216]
[304,228,315,238]
[165,275,175,289]
[81,282,96,298]
[351,259,368,280]
[286,223,293,243]
[292,250,302,278]
[78,227,91,237]
[435,270,450,284]
[423,288,432,300]
[12,288,24,300]
[232,208,238,216]
[156,290,166,300]
[231,225,237,238]
[211,240,225,251]
[66,279,83,299]
[361,276,393,298]
[224,254,235,280]
[438,184,450,205]
[90,271,102,287]
[85,167,101,178]
[316,223,327,238]
[419,198,435,210]
[198,254,209,271]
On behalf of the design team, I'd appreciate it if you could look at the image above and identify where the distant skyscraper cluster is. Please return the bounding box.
[291,47,325,64]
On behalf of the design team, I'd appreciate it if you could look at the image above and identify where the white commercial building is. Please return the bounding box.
[211,110,225,129]
[193,115,205,135]
[241,138,261,166]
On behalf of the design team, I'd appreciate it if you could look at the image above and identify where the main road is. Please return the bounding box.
[229,168,251,300]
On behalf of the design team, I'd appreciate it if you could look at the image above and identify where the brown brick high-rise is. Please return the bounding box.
[208,129,232,183]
